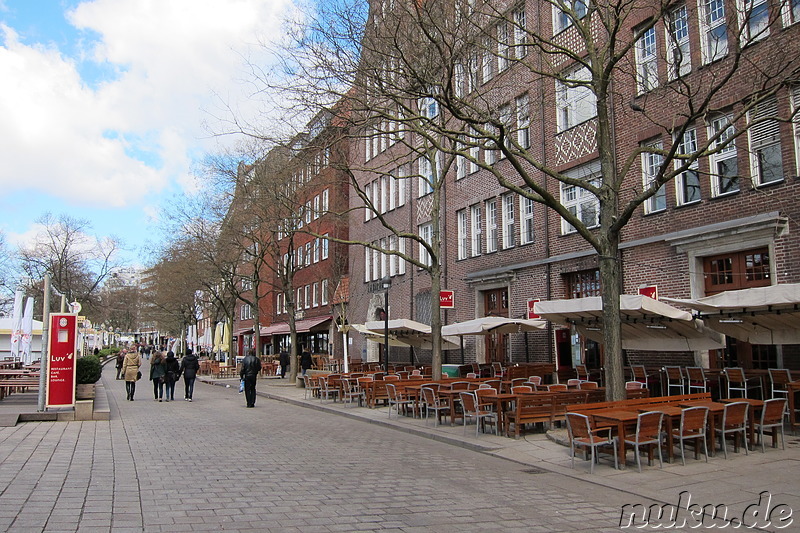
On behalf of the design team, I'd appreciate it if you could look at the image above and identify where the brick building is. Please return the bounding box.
[342,0,800,374]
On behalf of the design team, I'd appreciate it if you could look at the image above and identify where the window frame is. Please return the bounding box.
[457,209,468,260]
[642,142,667,214]
[700,0,729,64]
[747,95,784,187]
[708,114,739,197]
[674,128,702,206]
[502,193,516,249]
[556,65,597,132]
[486,199,499,253]
[520,192,535,245]
[666,4,692,79]
[635,24,658,94]
[470,204,482,256]
[560,163,601,234]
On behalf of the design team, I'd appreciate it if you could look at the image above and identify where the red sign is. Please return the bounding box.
[638,286,659,300]
[46,314,78,408]
[440,290,454,309]
[527,299,540,319]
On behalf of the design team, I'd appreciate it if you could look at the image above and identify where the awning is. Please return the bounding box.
[347,323,414,347]
[664,284,800,345]
[259,316,332,336]
[235,328,254,336]
[442,316,546,336]
[362,319,461,350]
[534,294,725,351]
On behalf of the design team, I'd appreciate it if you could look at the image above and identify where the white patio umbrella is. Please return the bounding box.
[441,316,546,336]
[20,297,34,364]
[9,290,23,360]
[363,319,461,350]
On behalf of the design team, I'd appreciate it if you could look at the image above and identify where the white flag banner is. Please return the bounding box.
[20,297,34,364]
[9,291,23,360]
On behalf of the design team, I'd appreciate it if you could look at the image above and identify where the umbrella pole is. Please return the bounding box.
[460,337,464,365]
[525,332,530,363]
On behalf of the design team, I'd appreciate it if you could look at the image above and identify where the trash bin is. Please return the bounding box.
[442,364,460,377]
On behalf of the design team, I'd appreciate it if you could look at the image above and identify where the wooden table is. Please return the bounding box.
[484,393,518,437]
[589,409,640,468]
[720,398,763,451]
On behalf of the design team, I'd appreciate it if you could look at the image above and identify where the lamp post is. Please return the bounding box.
[382,276,391,372]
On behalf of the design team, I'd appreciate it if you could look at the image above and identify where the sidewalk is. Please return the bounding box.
[206,374,800,526]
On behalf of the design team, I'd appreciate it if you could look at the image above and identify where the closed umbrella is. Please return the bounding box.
[9,291,23,360]
[20,297,34,364]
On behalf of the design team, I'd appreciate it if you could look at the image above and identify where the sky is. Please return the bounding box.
[0,0,302,267]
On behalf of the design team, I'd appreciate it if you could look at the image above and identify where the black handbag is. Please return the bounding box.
[136,371,142,381]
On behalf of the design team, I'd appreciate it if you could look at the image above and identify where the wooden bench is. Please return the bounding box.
[566,392,712,415]
[504,393,556,439]
[0,379,41,399]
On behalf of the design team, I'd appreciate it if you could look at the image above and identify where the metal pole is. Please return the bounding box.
[37,275,51,412]
[383,288,389,372]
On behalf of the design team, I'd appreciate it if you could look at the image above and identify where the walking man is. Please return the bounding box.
[179,348,200,401]
[279,349,290,378]
[240,350,261,408]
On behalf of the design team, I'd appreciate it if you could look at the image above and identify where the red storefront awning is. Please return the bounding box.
[260,316,332,336]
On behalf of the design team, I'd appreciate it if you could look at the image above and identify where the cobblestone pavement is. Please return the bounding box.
[0,362,658,532]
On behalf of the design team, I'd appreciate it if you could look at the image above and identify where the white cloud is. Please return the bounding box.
[0,0,299,209]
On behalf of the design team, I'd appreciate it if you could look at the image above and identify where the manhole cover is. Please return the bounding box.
[522,467,548,474]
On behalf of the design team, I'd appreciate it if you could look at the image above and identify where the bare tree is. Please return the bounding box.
[18,213,120,319]
[259,0,800,399]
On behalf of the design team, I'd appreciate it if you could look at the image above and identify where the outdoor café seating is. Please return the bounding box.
[768,368,792,399]
[629,365,653,389]
[662,366,686,395]
[723,367,762,399]
[672,406,709,466]
[565,412,619,473]
[754,398,787,452]
[624,411,665,472]
[718,401,749,459]
[421,386,450,427]
[460,391,497,437]
[685,367,712,394]
[386,383,413,419]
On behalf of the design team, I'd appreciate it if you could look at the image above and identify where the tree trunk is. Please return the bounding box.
[599,252,625,401]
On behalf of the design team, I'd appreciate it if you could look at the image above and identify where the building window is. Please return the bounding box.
[418,153,436,197]
[513,8,528,58]
[703,247,770,293]
[322,234,329,259]
[567,269,601,298]
[276,293,283,315]
[642,143,666,214]
[419,96,438,120]
[373,247,380,280]
[782,0,800,26]
[457,209,468,260]
[553,0,588,34]
[313,195,320,220]
[240,304,252,321]
[502,194,515,249]
[635,25,658,93]
[322,188,329,212]
[520,192,535,244]
[397,165,407,206]
[675,128,701,205]
[486,199,498,253]
[364,247,371,282]
[364,182,372,222]
[419,223,433,267]
[556,66,597,132]
[667,5,691,79]
[560,163,600,234]
[297,287,303,310]
[304,285,310,309]
[313,282,319,307]
[380,238,388,278]
[497,22,509,73]
[470,204,482,256]
[241,277,252,292]
[398,237,406,274]
[482,37,493,83]
[516,94,530,148]
[708,115,739,196]
[321,279,328,305]
[380,175,388,214]
[793,87,800,175]
[700,0,728,63]
[739,0,770,42]
[748,96,784,186]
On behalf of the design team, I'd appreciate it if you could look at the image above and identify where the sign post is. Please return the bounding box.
[46,313,78,408]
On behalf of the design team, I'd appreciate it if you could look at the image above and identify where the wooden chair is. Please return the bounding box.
[579,381,599,390]
[575,364,590,381]
[410,369,423,378]
[625,411,665,472]
[718,401,749,458]
[511,378,528,388]
[483,379,501,390]
[768,368,792,399]
[754,398,787,452]
[723,367,762,399]
[466,372,478,379]
[383,374,400,381]
[386,383,413,419]
[547,384,568,391]
[566,379,582,387]
[318,376,340,403]
[510,385,533,394]
[527,376,543,386]
[663,366,686,395]
[565,412,618,473]
[672,406,709,465]
[492,362,504,378]
[459,391,497,437]
[625,381,643,390]
[341,378,362,407]
[302,374,320,400]
[685,367,711,394]
[504,394,554,439]
[420,386,450,427]
[450,381,471,390]
[629,365,653,389]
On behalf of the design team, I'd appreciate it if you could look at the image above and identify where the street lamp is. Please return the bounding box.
[382,276,391,372]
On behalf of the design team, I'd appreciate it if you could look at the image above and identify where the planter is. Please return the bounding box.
[75,383,96,400]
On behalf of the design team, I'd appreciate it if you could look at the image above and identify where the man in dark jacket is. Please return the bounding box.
[300,345,313,376]
[279,350,290,378]
[240,350,262,408]
[179,348,200,402]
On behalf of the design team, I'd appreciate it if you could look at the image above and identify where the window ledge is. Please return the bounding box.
[754,178,785,190]
[675,199,702,209]
[710,190,740,201]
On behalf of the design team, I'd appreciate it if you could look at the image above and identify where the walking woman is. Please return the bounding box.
[164,351,180,401]
[150,350,166,402]
[179,348,200,401]
[122,348,141,401]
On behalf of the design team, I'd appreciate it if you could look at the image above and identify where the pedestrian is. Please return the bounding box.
[240,350,262,408]
[122,349,141,401]
[179,348,200,401]
[115,350,125,380]
[300,345,313,376]
[279,349,290,378]
[149,350,166,402]
[164,351,180,401]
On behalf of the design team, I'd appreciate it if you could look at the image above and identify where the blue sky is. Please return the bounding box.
[0,0,301,266]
